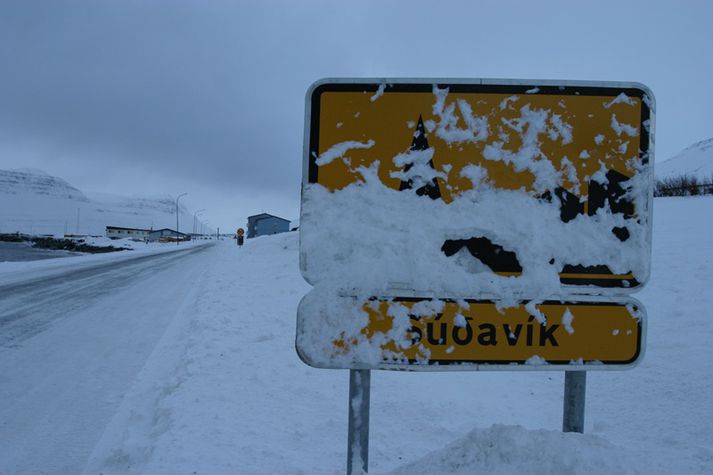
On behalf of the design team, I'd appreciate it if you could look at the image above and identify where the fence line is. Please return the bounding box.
[654,182,713,197]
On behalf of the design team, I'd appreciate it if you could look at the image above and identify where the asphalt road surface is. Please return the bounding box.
[0,243,217,475]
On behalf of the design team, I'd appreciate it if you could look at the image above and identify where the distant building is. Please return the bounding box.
[106,226,151,240]
[148,228,190,242]
[247,213,291,238]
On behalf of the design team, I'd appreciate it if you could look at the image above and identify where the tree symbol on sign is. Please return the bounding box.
[398,115,442,200]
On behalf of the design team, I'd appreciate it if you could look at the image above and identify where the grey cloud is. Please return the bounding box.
[0,0,712,229]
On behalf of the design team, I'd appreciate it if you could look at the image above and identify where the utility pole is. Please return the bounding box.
[193,209,205,240]
[176,193,187,246]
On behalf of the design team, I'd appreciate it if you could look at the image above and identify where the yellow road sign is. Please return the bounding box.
[296,294,644,370]
[302,79,654,290]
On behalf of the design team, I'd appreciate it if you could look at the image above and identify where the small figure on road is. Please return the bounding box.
[237,228,245,247]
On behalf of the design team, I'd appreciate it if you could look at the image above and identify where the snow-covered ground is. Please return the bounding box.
[1,195,685,474]
[1,196,711,474]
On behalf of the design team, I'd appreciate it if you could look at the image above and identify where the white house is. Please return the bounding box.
[106,226,151,240]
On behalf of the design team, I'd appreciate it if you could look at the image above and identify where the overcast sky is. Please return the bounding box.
[1,0,711,230]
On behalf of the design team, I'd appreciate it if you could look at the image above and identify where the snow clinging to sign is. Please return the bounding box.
[298,80,654,369]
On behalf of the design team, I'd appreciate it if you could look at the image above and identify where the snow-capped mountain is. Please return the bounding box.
[0,168,89,202]
[0,168,198,236]
[656,137,713,180]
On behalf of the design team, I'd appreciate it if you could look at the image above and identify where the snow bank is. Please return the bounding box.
[385,424,633,475]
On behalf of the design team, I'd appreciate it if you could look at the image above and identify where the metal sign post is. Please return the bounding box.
[562,371,587,433]
[347,369,371,474]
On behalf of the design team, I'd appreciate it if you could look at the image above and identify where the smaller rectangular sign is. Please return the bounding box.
[296,292,645,371]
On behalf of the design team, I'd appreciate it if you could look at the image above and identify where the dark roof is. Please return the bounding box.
[149,228,188,236]
[247,213,290,223]
[106,226,151,232]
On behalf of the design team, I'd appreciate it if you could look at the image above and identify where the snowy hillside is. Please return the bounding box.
[656,137,713,180]
[0,168,197,236]
[0,168,88,201]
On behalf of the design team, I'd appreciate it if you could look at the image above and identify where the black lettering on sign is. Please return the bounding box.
[408,325,422,346]
[412,313,562,349]
[426,314,447,345]
[526,316,535,346]
[477,324,498,346]
[539,323,560,346]
[503,324,523,346]
[452,318,474,345]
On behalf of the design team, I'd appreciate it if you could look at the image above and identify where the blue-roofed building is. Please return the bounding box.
[246,213,291,238]
[147,228,190,242]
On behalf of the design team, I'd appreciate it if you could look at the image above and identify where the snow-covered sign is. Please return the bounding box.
[297,79,654,370]
[298,294,644,369]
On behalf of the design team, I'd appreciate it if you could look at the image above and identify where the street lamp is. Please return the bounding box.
[176,193,188,246]
[193,209,205,237]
